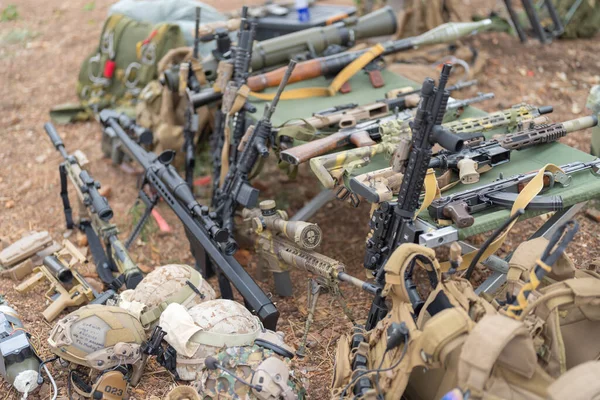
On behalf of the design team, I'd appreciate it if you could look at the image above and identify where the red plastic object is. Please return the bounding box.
[103,59,116,78]
[368,70,385,88]
[193,176,212,187]
[340,81,352,94]
[151,209,172,233]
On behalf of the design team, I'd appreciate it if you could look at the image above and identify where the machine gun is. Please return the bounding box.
[247,19,492,92]
[362,64,464,330]
[281,92,493,166]
[211,6,258,190]
[429,115,598,184]
[243,200,378,357]
[428,159,600,229]
[213,60,297,235]
[99,110,279,330]
[45,123,144,289]
[348,115,597,203]
[15,241,116,322]
[308,103,554,190]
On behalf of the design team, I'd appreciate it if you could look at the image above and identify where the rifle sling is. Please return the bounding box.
[248,43,386,101]
[438,163,564,272]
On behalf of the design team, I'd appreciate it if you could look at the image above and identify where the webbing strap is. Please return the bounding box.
[417,168,441,218]
[439,164,564,272]
[248,44,386,101]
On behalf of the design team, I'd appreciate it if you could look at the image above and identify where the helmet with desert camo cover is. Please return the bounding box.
[116,264,216,329]
[159,299,262,381]
[193,331,306,400]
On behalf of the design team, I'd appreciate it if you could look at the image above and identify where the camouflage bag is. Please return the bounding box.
[50,14,185,124]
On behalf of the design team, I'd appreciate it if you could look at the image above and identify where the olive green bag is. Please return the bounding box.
[50,14,185,124]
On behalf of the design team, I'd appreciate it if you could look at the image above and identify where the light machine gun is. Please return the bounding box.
[243,200,378,357]
[45,123,144,289]
[99,110,279,330]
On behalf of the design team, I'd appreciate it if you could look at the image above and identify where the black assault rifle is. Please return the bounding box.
[363,64,464,330]
[99,110,279,330]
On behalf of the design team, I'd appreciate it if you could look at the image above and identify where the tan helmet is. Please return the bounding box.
[47,305,146,398]
[117,264,216,328]
[159,299,262,381]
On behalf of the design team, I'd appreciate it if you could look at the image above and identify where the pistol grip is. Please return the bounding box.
[457,158,480,184]
[443,202,474,228]
[368,70,385,88]
[43,294,69,322]
[350,132,377,148]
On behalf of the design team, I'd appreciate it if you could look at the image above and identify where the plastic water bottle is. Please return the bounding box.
[295,0,310,22]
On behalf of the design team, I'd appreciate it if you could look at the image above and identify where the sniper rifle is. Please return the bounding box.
[99,109,279,330]
[45,123,143,289]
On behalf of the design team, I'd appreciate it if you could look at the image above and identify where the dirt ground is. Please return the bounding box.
[1,0,600,399]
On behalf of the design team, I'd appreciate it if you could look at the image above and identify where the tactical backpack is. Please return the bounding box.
[50,14,185,124]
[331,243,600,399]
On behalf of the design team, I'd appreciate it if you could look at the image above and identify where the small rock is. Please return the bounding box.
[35,154,47,164]
[556,72,568,82]
[98,185,111,198]
[5,200,15,209]
[572,103,582,115]
[76,233,88,247]
[585,208,600,222]
[63,230,73,238]
[17,179,32,193]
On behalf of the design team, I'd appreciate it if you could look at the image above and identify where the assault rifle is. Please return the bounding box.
[349,115,597,202]
[242,200,378,357]
[45,123,144,289]
[281,92,494,166]
[309,103,554,189]
[428,159,600,229]
[363,64,464,330]
[213,60,297,235]
[429,115,598,184]
[281,80,477,132]
[211,6,258,191]
[247,19,492,92]
[99,110,279,330]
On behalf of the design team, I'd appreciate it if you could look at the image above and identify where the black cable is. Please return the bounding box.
[339,342,408,399]
[464,208,525,280]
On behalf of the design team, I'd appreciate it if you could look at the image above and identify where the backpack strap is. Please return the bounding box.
[548,361,600,400]
[458,315,538,395]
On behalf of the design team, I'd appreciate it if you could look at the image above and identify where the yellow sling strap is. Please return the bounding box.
[417,168,441,217]
[248,44,386,101]
[440,164,564,272]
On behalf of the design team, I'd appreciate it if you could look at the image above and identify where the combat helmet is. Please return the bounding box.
[117,264,216,329]
[159,299,262,381]
[47,304,146,399]
[194,330,305,400]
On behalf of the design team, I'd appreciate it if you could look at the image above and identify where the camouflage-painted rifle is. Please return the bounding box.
[309,103,554,189]
[349,115,598,203]
[243,200,378,356]
[281,92,494,166]
[44,123,143,289]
